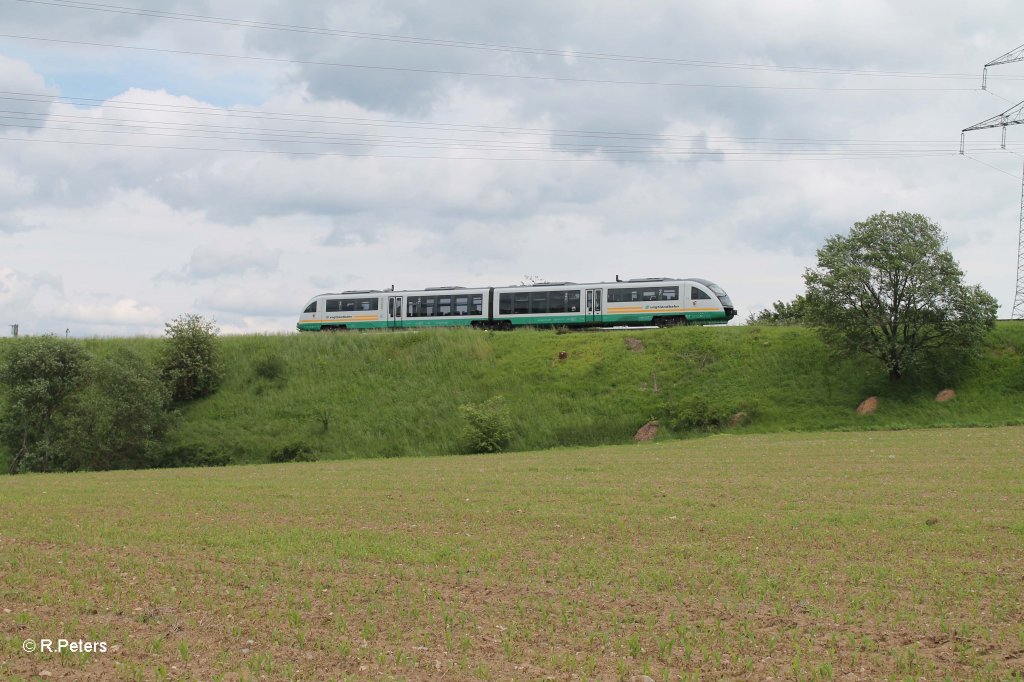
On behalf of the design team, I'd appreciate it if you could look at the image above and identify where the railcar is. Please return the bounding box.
[296,277,736,331]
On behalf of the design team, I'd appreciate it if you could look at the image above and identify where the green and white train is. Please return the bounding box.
[297,277,736,331]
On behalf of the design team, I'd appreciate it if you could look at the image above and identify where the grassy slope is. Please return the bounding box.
[2,427,1022,679]
[1,323,1021,466]
[163,322,1024,463]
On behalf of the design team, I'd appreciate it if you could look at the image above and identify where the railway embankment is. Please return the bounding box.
[1,322,1021,468]
[158,322,1023,463]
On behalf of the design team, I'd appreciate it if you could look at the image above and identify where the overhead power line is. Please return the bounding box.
[13,0,1024,84]
[0,90,980,146]
[0,33,982,93]
[0,90,995,160]
[16,0,1024,85]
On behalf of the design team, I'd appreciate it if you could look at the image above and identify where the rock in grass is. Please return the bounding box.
[624,337,644,352]
[634,420,659,442]
[728,411,750,427]
[935,388,956,402]
[856,396,879,415]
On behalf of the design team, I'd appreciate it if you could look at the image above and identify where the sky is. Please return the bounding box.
[2,0,1024,336]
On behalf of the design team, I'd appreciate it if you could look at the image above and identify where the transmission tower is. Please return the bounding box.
[962,43,1024,320]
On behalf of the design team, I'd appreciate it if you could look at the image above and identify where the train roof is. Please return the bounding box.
[308,277,725,300]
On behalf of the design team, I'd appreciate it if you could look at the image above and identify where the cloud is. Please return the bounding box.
[58,298,162,326]
[172,244,282,281]
[0,266,62,306]
[1,0,1022,333]
[195,285,300,317]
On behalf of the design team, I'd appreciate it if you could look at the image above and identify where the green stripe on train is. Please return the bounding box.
[297,309,727,331]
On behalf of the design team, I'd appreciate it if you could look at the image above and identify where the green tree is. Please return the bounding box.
[161,314,223,402]
[747,295,808,325]
[0,336,86,472]
[803,211,998,381]
[61,349,172,471]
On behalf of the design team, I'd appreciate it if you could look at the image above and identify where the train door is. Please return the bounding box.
[387,296,404,329]
[585,288,602,323]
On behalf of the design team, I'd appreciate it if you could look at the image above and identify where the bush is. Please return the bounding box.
[253,354,287,382]
[1,341,173,472]
[268,443,318,463]
[157,444,231,468]
[161,314,223,402]
[60,349,172,471]
[666,396,732,433]
[459,396,514,453]
[0,336,87,473]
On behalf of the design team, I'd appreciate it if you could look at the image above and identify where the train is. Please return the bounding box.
[297,277,736,331]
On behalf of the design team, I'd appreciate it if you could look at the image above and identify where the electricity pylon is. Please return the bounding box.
[962,44,1024,320]
[982,43,1024,90]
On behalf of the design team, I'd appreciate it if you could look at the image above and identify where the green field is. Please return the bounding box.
[2,427,1022,680]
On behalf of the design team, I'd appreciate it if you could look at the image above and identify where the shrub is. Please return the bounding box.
[666,396,732,433]
[268,443,318,463]
[253,354,287,382]
[0,336,87,473]
[1,342,173,472]
[61,349,172,471]
[161,314,223,402]
[459,396,514,453]
[157,444,231,468]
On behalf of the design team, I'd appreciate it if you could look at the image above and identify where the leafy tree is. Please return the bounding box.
[803,211,998,381]
[161,314,223,402]
[0,336,86,473]
[0,341,174,473]
[747,295,808,325]
[61,349,172,471]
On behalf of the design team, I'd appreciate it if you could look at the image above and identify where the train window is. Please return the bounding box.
[530,291,548,313]
[548,291,566,313]
[568,291,581,312]
[328,297,379,312]
[303,301,317,314]
[513,293,530,314]
[438,296,452,316]
[609,286,679,303]
[499,293,512,315]
[470,295,483,315]
[691,287,711,300]
[455,296,469,315]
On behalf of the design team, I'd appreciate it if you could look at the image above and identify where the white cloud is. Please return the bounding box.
[0,0,1022,338]
[181,245,282,280]
[58,298,163,326]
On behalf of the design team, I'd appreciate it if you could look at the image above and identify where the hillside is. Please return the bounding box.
[1,323,1021,467]
[160,322,1024,463]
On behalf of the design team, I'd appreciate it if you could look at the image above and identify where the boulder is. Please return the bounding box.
[728,412,750,427]
[856,396,878,415]
[634,420,659,442]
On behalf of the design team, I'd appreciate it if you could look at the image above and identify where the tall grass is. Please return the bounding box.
[158,323,1024,463]
[1,324,1021,466]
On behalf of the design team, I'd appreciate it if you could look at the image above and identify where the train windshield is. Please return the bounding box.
[690,278,733,308]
